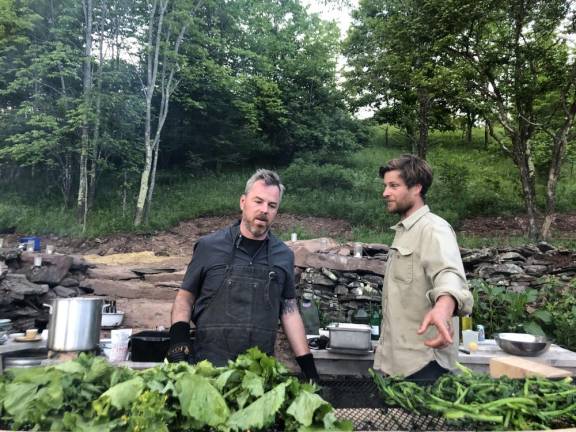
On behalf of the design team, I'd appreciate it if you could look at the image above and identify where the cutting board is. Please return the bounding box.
[490,356,572,379]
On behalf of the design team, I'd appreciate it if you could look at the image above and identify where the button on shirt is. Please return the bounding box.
[374,205,473,377]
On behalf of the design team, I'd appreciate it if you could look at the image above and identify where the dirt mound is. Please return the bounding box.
[2,212,574,256]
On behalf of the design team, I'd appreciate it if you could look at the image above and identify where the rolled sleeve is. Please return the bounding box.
[421,223,473,316]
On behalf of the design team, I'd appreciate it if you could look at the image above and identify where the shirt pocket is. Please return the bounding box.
[391,246,413,284]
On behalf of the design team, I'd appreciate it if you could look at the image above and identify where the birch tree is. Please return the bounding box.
[134,0,198,226]
[77,0,93,228]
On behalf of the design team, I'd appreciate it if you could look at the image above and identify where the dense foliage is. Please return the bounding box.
[371,365,576,430]
[471,276,576,351]
[344,0,576,240]
[0,0,362,223]
[0,348,352,431]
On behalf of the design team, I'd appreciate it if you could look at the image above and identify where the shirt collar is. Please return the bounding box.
[391,205,430,231]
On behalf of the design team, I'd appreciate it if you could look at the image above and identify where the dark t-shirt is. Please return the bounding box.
[181,221,295,322]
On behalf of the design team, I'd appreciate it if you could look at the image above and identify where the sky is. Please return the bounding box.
[300,0,358,40]
[299,1,375,118]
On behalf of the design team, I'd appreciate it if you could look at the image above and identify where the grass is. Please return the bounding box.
[0,125,574,248]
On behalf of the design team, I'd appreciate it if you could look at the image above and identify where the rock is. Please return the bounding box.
[52,285,79,297]
[537,241,556,253]
[144,270,185,284]
[498,252,526,262]
[334,285,349,295]
[132,267,178,276]
[25,255,73,285]
[80,278,178,301]
[321,267,338,281]
[491,263,525,275]
[461,248,494,264]
[300,269,336,287]
[509,274,537,282]
[523,265,548,276]
[59,276,80,287]
[87,266,141,281]
[361,274,384,287]
[0,274,49,299]
[69,255,90,271]
[295,252,386,276]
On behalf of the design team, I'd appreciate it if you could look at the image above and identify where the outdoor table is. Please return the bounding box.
[311,339,576,376]
[0,337,47,373]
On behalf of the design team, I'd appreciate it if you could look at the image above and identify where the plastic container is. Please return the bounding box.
[327,323,372,351]
[300,293,320,335]
[19,236,41,252]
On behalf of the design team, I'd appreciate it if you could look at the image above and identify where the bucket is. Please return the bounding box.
[19,236,41,252]
[44,297,103,351]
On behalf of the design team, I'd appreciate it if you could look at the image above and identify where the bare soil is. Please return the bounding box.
[3,213,575,256]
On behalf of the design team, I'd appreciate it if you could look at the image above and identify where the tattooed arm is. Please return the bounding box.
[280,298,310,357]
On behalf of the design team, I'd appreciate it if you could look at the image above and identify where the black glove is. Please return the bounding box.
[296,353,320,382]
[166,321,192,363]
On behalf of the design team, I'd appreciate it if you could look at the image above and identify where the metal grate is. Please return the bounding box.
[320,377,461,431]
[334,407,452,431]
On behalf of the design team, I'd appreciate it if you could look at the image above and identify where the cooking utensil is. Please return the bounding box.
[101,312,124,328]
[494,332,551,356]
[44,297,103,351]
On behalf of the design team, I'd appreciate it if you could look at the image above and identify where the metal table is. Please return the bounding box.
[311,339,576,376]
[0,338,47,373]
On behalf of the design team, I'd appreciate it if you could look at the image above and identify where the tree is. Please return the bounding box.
[437,0,576,240]
[343,0,458,159]
[134,0,197,226]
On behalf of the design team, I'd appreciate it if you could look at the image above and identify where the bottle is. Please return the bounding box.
[476,324,485,342]
[370,308,381,340]
[460,315,472,340]
[300,293,320,335]
[352,306,369,325]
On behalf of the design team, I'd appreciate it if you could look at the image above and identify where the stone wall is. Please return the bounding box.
[1,239,574,333]
[291,239,576,326]
[0,250,91,331]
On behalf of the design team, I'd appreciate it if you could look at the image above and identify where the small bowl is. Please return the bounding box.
[495,332,551,356]
[101,312,124,328]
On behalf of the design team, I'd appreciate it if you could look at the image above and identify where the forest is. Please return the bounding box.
[0,0,574,242]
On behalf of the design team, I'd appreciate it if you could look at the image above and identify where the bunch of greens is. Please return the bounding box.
[370,365,576,431]
[0,348,352,431]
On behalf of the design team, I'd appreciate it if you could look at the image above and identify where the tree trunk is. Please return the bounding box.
[417,88,429,159]
[541,97,576,239]
[484,121,489,149]
[465,112,473,146]
[134,0,165,226]
[77,0,93,229]
[88,11,106,210]
[512,135,539,241]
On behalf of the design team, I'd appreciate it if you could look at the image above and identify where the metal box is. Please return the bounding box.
[327,323,372,351]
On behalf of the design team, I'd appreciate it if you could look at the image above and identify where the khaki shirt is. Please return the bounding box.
[373,205,473,377]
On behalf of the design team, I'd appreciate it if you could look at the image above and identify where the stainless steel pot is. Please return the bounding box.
[44,297,103,351]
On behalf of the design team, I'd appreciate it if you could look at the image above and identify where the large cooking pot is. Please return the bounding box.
[44,297,103,351]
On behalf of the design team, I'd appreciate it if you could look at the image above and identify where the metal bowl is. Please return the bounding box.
[494,332,551,356]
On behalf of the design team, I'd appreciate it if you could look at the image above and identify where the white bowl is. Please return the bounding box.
[101,312,124,328]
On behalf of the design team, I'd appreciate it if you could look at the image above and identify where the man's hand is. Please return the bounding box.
[417,295,456,349]
[296,353,320,383]
[166,321,192,363]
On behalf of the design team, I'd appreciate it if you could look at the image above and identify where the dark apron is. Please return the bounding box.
[193,238,282,366]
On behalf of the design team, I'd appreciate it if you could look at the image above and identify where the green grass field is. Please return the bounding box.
[1,126,574,247]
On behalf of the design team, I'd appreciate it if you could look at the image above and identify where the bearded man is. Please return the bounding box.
[374,154,473,383]
[167,169,318,381]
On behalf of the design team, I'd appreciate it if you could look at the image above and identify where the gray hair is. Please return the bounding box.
[244,169,285,202]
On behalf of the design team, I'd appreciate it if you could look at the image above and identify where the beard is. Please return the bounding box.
[243,214,270,238]
[386,200,413,217]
